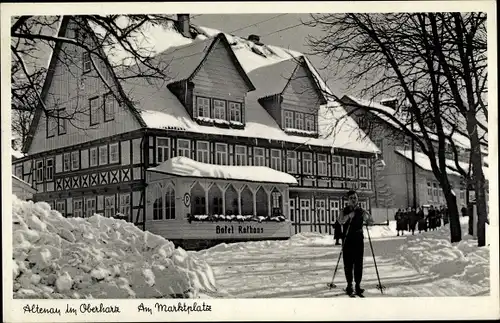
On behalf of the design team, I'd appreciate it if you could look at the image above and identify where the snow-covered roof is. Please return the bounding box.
[148,156,298,185]
[395,150,489,180]
[117,20,379,154]
[12,148,25,159]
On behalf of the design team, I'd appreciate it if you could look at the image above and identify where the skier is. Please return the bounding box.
[395,209,403,236]
[333,217,343,246]
[408,207,418,235]
[417,206,426,233]
[338,190,374,296]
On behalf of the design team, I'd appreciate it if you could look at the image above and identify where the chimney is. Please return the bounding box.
[176,14,191,38]
[248,34,262,44]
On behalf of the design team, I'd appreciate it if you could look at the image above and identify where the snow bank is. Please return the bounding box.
[11,196,219,299]
[399,217,489,288]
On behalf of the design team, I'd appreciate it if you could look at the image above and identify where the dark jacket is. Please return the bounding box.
[341,205,365,241]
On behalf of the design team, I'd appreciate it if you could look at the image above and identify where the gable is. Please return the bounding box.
[24,17,143,155]
[282,63,324,112]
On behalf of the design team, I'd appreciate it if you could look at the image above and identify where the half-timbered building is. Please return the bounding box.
[12,15,379,248]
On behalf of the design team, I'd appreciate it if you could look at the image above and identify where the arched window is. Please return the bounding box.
[191,182,206,215]
[165,186,175,219]
[153,196,163,220]
[209,184,223,215]
[225,184,238,215]
[241,185,254,216]
[271,188,283,216]
[256,186,268,217]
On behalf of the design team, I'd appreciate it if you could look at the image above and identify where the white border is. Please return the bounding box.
[2,1,498,322]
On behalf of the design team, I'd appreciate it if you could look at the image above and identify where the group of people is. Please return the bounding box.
[394,205,450,236]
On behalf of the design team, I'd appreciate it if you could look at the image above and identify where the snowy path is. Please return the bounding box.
[196,233,489,298]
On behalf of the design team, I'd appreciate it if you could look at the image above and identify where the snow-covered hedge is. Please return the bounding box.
[11,195,219,299]
[187,214,286,223]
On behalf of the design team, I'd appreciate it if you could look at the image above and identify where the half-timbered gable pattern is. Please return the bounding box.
[14,16,380,246]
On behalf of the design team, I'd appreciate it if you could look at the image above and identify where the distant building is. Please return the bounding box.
[12,15,379,248]
[12,175,36,201]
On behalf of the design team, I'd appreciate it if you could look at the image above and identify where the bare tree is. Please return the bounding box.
[304,12,488,244]
[11,14,178,147]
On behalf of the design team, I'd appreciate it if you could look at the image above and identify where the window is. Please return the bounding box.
[235,146,247,166]
[289,199,295,222]
[56,200,66,217]
[73,199,83,218]
[104,195,116,218]
[58,109,67,135]
[157,138,170,163]
[177,139,191,158]
[287,151,297,173]
[63,153,71,172]
[99,145,108,165]
[433,182,438,200]
[300,199,310,222]
[271,190,283,216]
[330,200,340,222]
[359,158,368,179]
[316,200,326,222]
[104,93,115,122]
[271,149,281,171]
[332,156,341,177]
[47,110,57,137]
[165,186,176,219]
[295,112,304,130]
[119,193,131,220]
[215,143,228,165]
[197,141,210,163]
[85,197,96,218]
[89,97,99,125]
[254,147,265,166]
[196,97,210,118]
[229,102,242,122]
[284,110,293,129]
[109,143,119,163]
[303,152,312,175]
[346,157,355,178]
[35,160,44,182]
[317,154,327,176]
[153,195,163,220]
[213,99,226,120]
[46,158,54,181]
[82,52,92,73]
[427,182,433,201]
[193,195,206,216]
[305,114,315,132]
[90,148,98,167]
[71,151,80,170]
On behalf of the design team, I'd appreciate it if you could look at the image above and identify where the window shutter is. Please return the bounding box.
[229,144,234,166]
[265,148,270,167]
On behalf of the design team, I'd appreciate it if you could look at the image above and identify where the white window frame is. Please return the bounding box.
[196,97,210,118]
[63,153,71,172]
[177,139,191,158]
[85,197,96,218]
[35,159,44,182]
[103,92,115,122]
[99,145,108,165]
[254,147,265,166]
[119,193,131,219]
[104,195,116,218]
[46,158,54,181]
[82,52,92,73]
[196,141,210,163]
[300,199,310,222]
[153,194,163,221]
[330,200,340,222]
[56,200,66,217]
[295,112,304,130]
[71,151,80,170]
[302,152,312,175]
[287,151,297,173]
[346,157,355,178]
[215,143,228,165]
[271,149,281,171]
[89,148,98,167]
[317,154,327,176]
[427,182,433,201]
[73,199,83,218]
[359,158,368,179]
[284,110,294,129]
[316,199,326,222]
[235,145,247,166]
[157,137,170,163]
[89,97,99,125]
[213,99,226,120]
[305,114,315,132]
[164,186,176,220]
[229,102,242,122]
[332,156,341,177]
[109,143,119,164]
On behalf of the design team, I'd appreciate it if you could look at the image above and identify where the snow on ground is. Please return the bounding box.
[11,196,220,299]
[194,216,489,298]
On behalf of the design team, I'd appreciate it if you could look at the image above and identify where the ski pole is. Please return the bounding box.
[364,222,386,294]
[328,220,352,289]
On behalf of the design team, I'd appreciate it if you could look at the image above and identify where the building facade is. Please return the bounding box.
[12,15,379,247]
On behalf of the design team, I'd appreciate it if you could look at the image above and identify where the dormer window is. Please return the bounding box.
[213,99,226,120]
[196,97,210,118]
[295,112,304,130]
[284,111,293,129]
[305,115,315,132]
[229,102,242,123]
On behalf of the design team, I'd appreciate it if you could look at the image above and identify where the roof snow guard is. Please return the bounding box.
[148,156,298,185]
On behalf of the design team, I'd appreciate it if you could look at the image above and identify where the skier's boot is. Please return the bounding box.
[355,284,365,296]
[345,284,354,296]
